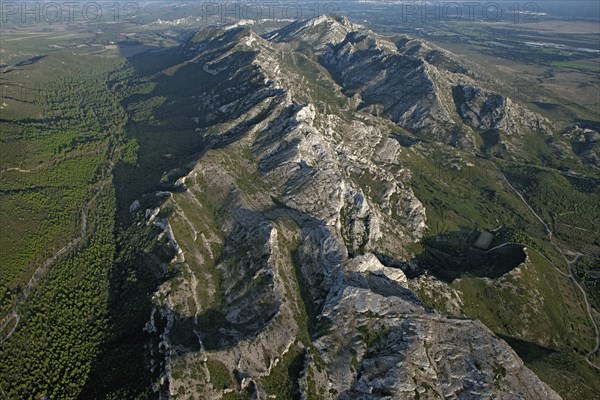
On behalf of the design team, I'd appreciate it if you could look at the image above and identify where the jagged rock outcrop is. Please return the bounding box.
[266,15,554,149]
[267,16,459,139]
[309,254,561,399]
[563,125,599,168]
[453,84,551,135]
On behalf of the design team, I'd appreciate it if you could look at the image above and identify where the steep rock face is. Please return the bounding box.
[563,125,599,168]
[124,16,567,399]
[267,16,554,149]
[252,101,426,259]
[308,254,562,400]
[453,84,551,135]
[268,16,458,138]
[395,36,474,77]
[267,14,354,49]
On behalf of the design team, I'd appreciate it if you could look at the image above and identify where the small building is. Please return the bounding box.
[473,231,494,250]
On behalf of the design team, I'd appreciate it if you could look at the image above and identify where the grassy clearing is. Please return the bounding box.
[550,60,600,73]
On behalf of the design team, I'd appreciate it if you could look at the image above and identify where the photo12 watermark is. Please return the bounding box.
[393,1,544,23]
[0,1,140,24]
[191,1,341,22]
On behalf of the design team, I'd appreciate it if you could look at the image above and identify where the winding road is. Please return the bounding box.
[0,206,89,345]
[489,159,600,370]
[0,195,95,400]
[0,144,116,347]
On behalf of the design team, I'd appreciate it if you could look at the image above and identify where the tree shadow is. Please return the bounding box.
[381,228,527,283]
[497,334,557,363]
